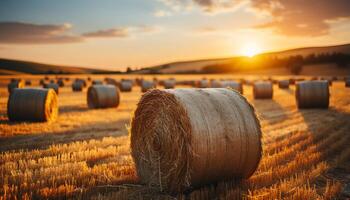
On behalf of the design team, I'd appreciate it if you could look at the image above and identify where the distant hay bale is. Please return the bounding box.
[87,85,120,109]
[197,79,209,88]
[141,80,156,93]
[72,81,84,92]
[345,79,350,87]
[44,83,59,94]
[253,81,273,99]
[7,88,58,122]
[119,80,133,92]
[25,80,32,86]
[105,78,118,86]
[222,81,243,94]
[39,79,45,86]
[92,80,103,85]
[57,79,64,87]
[210,80,222,88]
[7,80,24,93]
[163,79,176,89]
[278,80,289,89]
[131,88,262,193]
[295,81,329,109]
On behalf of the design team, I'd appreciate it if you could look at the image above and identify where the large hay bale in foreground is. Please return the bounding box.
[131,88,262,193]
[253,81,273,99]
[87,85,120,109]
[72,81,84,92]
[119,80,133,92]
[222,81,243,94]
[44,83,59,94]
[7,88,58,122]
[296,81,329,109]
[141,80,156,93]
[8,80,24,93]
[278,80,289,89]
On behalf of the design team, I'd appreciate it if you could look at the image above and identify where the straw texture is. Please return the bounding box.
[7,80,24,93]
[7,88,58,122]
[131,88,262,193]
[44,83,59,94]
[296,80,329,109]
[253,81,273,99]
[87,85,120,109]
[278,80,289,89]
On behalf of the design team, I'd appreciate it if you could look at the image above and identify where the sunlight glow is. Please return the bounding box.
[241,42,261,57]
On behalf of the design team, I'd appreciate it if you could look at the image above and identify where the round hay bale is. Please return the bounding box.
[119,80,133,92]
[163,79,176,89]
[131,88,262,193]
[25,80,32,86]
[7,80,24,93]
[197,79,209,88]
[295,81,329,109]
[92,80,103,85]
[210,80,222,88]
[222,81,243,94]
[44,83,59,94]
[253,81,273,99]
[39,79,45,86]
[57,79,65,87]
[72,81,84,92]
[345,79,350,87]
[87,85,120,109]
[7,88,58,122]
[141,80,156,93]
[75,78,87,87]
[278,80,289,89]
[105,78,118,86]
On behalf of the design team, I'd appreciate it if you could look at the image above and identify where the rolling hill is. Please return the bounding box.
[137,43,350,74]
[0,58,118,75]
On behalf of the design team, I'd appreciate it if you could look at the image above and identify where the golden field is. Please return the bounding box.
[0,75,350,200]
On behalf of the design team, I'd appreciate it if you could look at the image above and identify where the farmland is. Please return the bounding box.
[0,75,350,199]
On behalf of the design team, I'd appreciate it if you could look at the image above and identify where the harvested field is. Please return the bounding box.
[0,75,350,199]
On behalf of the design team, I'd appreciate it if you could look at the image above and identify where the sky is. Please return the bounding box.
[0,0,350,71]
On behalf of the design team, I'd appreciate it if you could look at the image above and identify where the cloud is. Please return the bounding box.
[159,0,244,13]
[0,22,82,44]
[154,10,172,17]
[251,0,350,36]
[83,28,129,38]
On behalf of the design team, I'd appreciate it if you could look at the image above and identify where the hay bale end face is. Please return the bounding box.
[296,81,329,109]
[131,88,262,193]
[44,83,59,94]
[7,88,58,122]
[278,80,290,89]
[87,85,120,109]
[253,81,273,99]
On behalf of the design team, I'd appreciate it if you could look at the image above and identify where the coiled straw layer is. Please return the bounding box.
[87,85,120,109]
[7,88,58,122]
[295,80,329,109]
[131,88,262,193]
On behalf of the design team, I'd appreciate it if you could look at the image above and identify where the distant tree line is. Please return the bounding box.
[201,52,350,75]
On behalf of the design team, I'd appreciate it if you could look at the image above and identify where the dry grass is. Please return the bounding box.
[0,75,349,199]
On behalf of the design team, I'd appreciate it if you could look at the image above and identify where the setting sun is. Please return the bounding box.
[241,43,261,57]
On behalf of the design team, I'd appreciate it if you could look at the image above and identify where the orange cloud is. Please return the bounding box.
[83,28,129,38]
[252,0,350,36]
